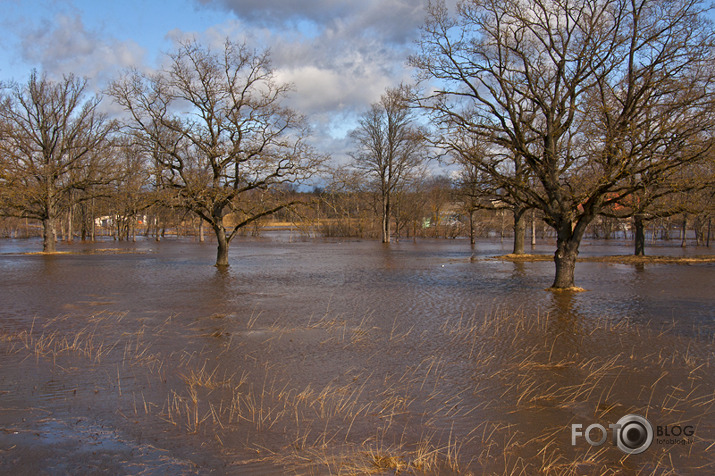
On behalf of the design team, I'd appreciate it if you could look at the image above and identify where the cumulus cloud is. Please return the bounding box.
[19,13,145,86]
[195,0,428,112]
[180,1,430,164]
[267,35,411,163]
[199,0,427,44]
[198,0,349,25]
[5,0,433,164]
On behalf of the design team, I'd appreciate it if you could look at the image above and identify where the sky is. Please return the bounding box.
[0,0,433,165]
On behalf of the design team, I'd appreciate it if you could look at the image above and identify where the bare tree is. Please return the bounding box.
[450,137,531,253]
[600,155,715,255]
[350,87,426,243]
[0,71,116,252]
[320,166,385,239]
[413,0,714,288]
[109,39,322,266]
[107,137,159,241]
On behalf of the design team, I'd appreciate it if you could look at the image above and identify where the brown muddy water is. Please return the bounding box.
[0,234,713,475]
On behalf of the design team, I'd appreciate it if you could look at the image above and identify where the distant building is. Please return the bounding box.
[95,216,113,227]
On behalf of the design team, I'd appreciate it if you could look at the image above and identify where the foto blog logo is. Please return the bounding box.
[571,414,653,454]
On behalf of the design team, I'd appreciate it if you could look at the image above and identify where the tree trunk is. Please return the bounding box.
[80,203,87,241]
[681,214,687,247]
[144,214,152,237]
[552,236,579,289]
[469,209,475,245]
[531,208,536,247]
[634,214,646,256]
[512,207,526,255]
[155,217,161,242]
[550,215,589,290]
[500,210,505,240]
[381,193,390,244]
[199,219,205,243]
[90,199,96,241]
[42,217,57,253]
[394,211,401,243]
[214,224,229,266]
[67,206,74,243]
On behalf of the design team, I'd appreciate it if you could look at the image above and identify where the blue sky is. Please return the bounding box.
[0,0,431,162]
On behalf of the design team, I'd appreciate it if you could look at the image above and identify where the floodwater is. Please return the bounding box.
[0,234,713,474]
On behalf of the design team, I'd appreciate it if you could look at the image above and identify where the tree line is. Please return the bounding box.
[1,0,714,289]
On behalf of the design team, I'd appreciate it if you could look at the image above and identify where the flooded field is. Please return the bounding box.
[0,234,713,474]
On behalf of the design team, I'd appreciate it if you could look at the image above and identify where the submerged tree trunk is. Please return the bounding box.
[550,218,587,289]
[80,203,87,241]
[381,193,391,244]
[552,237,579,289]
[469,209,475,245]
[154,217,161,242]
[90,199,96,242]
[66,206,74,243]
[214,224,229,266]
[42,216,57,253]
[634,213,646,256]
[512,206,527,255]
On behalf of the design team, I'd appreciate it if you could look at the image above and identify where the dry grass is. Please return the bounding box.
[439,308,714,474]
[0,304,712,475]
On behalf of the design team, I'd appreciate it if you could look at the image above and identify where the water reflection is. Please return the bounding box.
[510,260,527,278]
[545,290,587,351]
[0,237,712,337]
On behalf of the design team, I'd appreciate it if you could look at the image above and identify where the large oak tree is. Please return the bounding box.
[413,0,714,288]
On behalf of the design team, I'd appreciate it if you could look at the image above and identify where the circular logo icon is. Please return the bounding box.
[615,414,653,454]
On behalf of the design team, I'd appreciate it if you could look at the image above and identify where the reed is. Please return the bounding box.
[0,303,712,475]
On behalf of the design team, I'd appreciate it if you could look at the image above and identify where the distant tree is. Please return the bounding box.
[454,159,484,245]
[449,138,530,252]
[423,175,454,237]
[0,71,116,252]
[109,137,157,241]
[392,174,429,241]
[601,156,715,255]
[320,166,376,238]
[350,87,427,243]
[413,0,714,288]
[109,39,323,266]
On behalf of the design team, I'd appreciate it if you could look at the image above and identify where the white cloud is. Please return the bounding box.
[19,13,146,86]
[5,0,432,165]
[168,1,427,164]
[275,61,393,113]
